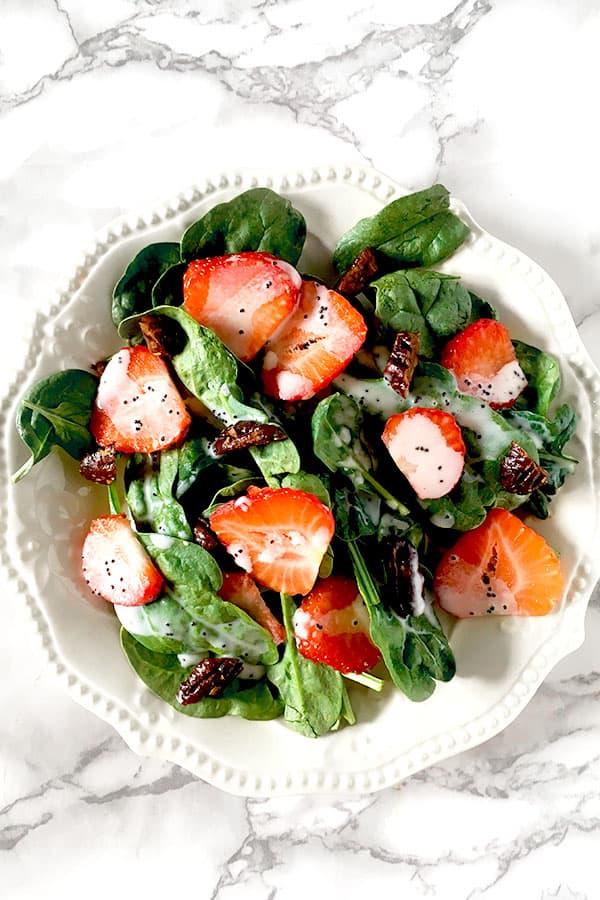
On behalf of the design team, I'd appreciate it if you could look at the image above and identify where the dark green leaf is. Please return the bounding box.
[126,453,192,541]
[281,471,331,506]
[333,184,469,273]
[151,262,188,308]
[112,243,181,329]
[181,188,306,266]
[120,630,282,720]
[14,370,98,482]
[267,594,344,738]
[513,340,561,416]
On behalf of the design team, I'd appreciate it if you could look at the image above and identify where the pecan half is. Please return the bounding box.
[91,359,107,377]
[499,442,549,494]
[335,247,379,295]
[176,657,243,705]
[79,445,117,485]
[383,331,420,397]
[211,420,286,455]
[139,314,186,358]
[381,537,425,619]
[193,517,220,553]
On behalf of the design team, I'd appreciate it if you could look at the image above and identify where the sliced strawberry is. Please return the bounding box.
[261,280,367,400]
[209,486,335,596]
[434,507,563,618]
[382,408,466,500]
[90,345,191,453]
[293,576,381,674]
[81,514,163,606]
[219,572,285,644]
[440,318,527,409]
[183,252,301,362]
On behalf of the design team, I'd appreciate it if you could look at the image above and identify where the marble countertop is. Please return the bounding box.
[2,1,599,897]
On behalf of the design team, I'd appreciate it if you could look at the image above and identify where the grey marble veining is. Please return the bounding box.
[1,1,599,897]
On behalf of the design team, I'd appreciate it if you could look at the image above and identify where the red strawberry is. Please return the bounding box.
[261,280,367,400]
[293,576,381,674]
[382,408,466,500]
[434,507,563,618]
[219,572,286,644]
[81,515,163,606]
[440,318,527,409]
[209,486,335,596]
[90,345,191,453]
[183,252,301,362]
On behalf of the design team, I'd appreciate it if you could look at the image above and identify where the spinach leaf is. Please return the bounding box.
[181,188,307,266]
[175,437,218,498]
[281,472,331,506]
[120,306,300,479]
[333,184,469,273]
[312,393,409,513]
[14,370,98,483]
[112,243,181,329]
[151,262,188,308]
[267,594,344,738]
[423,466,494,531]
[120,630,282,720]
[469,290,497,321]
[121,533,278,664]
[126,453,192,541]
[204,475,258,516]
[334,486,380,541]
[512,340,561,416]
[506,403,577,515]
[373,269,476,358]
[347,541,455,702]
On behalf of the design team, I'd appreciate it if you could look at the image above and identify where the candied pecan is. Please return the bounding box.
[139,314,186,358]
[381,537,425,619]
[176,657,243,705]
[79,445,117,485]
[193,517,220,553]
[335,247,379,295]
[383,331,420,397]
[91,359,107,377]
[500,442,549,494]
[211,420,286,455]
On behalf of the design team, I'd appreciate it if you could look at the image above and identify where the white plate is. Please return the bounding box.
[3,164,600,797]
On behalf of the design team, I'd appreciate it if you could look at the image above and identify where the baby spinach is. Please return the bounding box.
[120,306,300,480]
[14,369,98,483]
[512,340,561,416]
[373,269,475,356]
[121,630,283,720]
[174,437,218,498]
[506,403,577,516]
[112,243,181,329]
[347,541,455,701]
[126,453,192,541]
[333,184,469,273]
[280,471,331,507]
[267,594,344,738]
[312,393,409,513]
[181,188,307,266]
[151,262,188,308]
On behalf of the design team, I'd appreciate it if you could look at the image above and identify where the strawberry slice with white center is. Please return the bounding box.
[434,507,563,618]
[209,486,335,596]
[293,576,381,674]
[81,514,163,606]
[261,279,367,401]
[183,251,301,361]
[382,408,466,500]
[440,318,527,409]
[218,572,285,644]
[90,345,191,453]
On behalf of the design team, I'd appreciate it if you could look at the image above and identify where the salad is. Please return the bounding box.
[13,185,577,738]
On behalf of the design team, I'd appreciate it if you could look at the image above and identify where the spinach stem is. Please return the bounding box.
[359,469,410,516]
[107,481,121,515]
[347,540,380,607]
[343,671,384,692]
